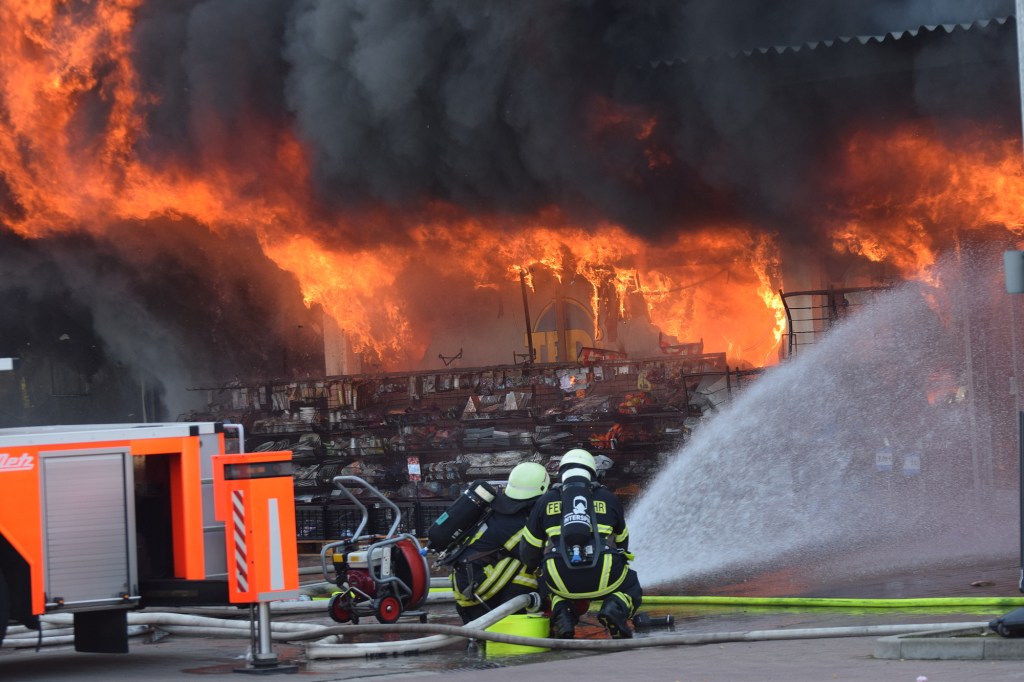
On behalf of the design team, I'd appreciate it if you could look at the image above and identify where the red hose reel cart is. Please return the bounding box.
[318,476,430,624]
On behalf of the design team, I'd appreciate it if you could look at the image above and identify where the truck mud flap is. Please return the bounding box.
[74,609,129,654]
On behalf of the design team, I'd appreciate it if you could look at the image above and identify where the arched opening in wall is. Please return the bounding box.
[530,298,599,363]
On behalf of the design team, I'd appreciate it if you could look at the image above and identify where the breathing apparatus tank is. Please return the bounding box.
[557,449,601,569]
[426,480,496,558]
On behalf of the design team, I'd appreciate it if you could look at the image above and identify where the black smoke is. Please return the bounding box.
[0,222,324,426]
[128,0,1017,241]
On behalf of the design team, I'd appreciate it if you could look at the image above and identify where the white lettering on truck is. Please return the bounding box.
[0,452,34,472]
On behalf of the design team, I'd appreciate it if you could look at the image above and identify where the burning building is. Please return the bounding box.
[0,1,1022,433]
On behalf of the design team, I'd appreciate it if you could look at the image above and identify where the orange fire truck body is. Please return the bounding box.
[0,422,298,653]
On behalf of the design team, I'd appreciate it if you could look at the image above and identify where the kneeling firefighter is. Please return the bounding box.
[519,448,643,639]
[428,462,550,623]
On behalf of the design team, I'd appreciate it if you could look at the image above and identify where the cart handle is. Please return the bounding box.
[319,475,404,581]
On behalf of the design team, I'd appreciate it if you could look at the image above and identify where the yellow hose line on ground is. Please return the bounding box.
[643,595,1024,608]
[425,588,1024,608]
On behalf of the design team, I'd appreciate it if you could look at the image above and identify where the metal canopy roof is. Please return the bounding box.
[650,16,1013,67]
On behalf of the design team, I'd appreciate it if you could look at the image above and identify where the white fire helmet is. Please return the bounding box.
[559,448,596,481]
[505,462,550,500]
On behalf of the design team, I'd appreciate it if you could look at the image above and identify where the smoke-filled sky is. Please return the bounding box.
[0,0,1019,425]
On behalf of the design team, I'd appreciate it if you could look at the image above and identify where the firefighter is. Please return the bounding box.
[520,448,643,639]
[447,461,551,623]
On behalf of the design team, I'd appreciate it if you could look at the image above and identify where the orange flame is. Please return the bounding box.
[829,122,1024,277]
[263,212,786,367]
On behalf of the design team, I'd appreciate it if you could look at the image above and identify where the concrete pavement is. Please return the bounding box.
[6,623,1024,681]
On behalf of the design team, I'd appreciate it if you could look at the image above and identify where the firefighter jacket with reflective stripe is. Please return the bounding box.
[449,493,539,607]
[519,483,630,573]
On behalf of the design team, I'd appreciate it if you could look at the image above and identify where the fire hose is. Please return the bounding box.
[301,620,988,658]
[0,595,535,658]
[0,593,1003,658]
[3,612,335,645]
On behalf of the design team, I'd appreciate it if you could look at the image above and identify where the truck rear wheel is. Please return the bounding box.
[0,569,9,646]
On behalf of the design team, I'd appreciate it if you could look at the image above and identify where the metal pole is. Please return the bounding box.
[236,600,298,673]
[255,602,276,665]
[1009,0,1024,587]
[1017,0,1024,157]
[519,269,535,364]
[1019,410,1024,592]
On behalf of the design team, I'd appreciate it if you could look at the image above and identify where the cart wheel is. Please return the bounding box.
[328,593,352,624]
[374,595,403,624]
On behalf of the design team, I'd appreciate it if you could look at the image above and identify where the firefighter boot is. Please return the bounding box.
[549,600,578,639]
[598,597,633,639]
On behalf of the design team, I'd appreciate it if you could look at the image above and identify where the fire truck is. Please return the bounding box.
[0,422,298,653]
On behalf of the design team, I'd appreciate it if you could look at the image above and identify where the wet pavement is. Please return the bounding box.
[4,554,1024,681]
